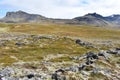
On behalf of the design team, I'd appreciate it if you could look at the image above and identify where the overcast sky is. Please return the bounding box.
[0,0,120,19]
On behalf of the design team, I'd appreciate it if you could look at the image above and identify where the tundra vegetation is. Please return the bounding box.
[0,23,120,80]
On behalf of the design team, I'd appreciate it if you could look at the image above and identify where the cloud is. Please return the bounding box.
[0,0,120,18]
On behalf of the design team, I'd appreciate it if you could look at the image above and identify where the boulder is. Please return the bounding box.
[75,39,81,44]
[26,74,34,79]
[52,71,66,80]
[86,52,98,60]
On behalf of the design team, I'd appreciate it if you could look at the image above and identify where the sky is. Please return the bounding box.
[0,0,120,19]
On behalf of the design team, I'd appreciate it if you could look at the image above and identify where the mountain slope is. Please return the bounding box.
[105,15,120,25]
[73,13,111,26]
[0,10,47,23]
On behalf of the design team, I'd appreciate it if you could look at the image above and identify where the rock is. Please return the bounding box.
[78,64,86,71]
[86,52,98,60]
[15,42,25,47]
[98,50,110,61]
[56,69,65,73]
[0,67,15,77]
[26,74,34,79]
[52,71,66,80]
[86,60,94,65]
[92,68,100,73]
[107,49,118,54]
[98,52,105,57]
[75,39,94,48]
[116,48,120,51]
[69,66,79,72]
[51,73,58,80]
[75,39,81,44]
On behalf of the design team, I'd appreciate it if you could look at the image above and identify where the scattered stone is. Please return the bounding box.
[15,42,25,47]
[75,39,94,48]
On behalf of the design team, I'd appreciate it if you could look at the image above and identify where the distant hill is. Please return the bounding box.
[0,11,120,27]
[0,10,48,23]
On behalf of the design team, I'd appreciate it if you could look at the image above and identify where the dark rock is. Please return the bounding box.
[78,64,86,71]
[98,52,105,56]
[107,50,118,54]
[56,69,65,73]
[51,72,66,80]
[0,74,3,80]
[116,48,120,51]
[52,69,66,80]
[51,73,58,80]
[86,52,98,60]
[15,42,25,46]
[75,39,81,44]
[27,74,34,79]
[86,60,94,65]
[75,39,94,48]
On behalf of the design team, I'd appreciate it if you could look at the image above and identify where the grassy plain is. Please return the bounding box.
[0,23,120,66]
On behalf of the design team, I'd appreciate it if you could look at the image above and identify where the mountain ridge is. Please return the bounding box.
[0,10,120,27]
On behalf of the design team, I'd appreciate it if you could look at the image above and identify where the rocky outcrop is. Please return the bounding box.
[52,49,120,80]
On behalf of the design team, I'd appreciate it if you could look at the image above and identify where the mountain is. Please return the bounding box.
[105,15,120,25]
[73,13,111,26]
[0,11,120,27]
[0,10,48,23]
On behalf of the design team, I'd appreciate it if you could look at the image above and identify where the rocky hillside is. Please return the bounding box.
[0,10,48,23]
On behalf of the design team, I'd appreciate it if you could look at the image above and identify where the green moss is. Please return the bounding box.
[0,56,17,66]
[49,56,71,62]
[89,73,108,80]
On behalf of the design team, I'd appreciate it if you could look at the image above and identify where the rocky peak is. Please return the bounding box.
[84,13,104,19]
[2,10,47,23]
[5,10,28,18]
[73,13,108,26]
